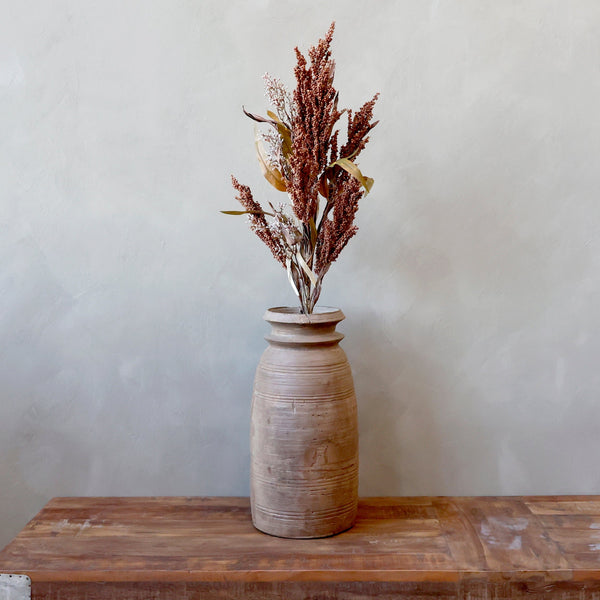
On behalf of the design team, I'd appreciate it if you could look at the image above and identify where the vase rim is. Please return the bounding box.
[264,306,345,324]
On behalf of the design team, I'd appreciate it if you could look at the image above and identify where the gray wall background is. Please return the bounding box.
[2,0,600,548]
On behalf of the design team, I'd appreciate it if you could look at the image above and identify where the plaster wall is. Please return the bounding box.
[1,0,599,548]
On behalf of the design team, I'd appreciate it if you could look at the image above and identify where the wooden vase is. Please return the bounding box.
[250,306,358,539]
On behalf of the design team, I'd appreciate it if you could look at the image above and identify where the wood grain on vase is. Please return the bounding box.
[250,307,358,538]
[1,496,600,598]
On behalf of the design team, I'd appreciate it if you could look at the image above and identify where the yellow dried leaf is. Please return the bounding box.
[254,130,287,192]
[267,110,293,159]
[296,251,318,287]
[329,157,374,194]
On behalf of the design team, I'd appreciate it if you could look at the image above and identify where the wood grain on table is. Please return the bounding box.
[1,496,600,599]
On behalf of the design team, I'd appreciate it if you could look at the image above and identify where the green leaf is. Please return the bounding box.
[328,157,374,194]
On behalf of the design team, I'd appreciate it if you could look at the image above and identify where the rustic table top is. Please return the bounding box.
[1,496,600,599]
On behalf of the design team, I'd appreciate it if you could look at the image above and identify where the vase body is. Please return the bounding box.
[250,306,358,538]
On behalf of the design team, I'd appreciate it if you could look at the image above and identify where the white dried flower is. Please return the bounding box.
[263,72,294,126]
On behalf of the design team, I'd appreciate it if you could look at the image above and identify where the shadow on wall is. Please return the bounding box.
[349,308,442,496]
[348,306,505,497]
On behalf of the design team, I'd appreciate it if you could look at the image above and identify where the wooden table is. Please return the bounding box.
[1,496,600,599]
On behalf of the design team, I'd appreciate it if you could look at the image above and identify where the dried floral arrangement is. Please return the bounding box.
[225,23,379,314]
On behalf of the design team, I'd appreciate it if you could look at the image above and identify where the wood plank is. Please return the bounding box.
[1,497,460,581]
[456,496,570,572]
[431,497,488,571]
[525,497,600,574]
[526,500,600,515]
[2,496,600,599]
[24,578,600,600]
[29,581,464,600]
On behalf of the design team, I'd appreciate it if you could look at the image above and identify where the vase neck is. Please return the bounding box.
[263,307,345,346]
